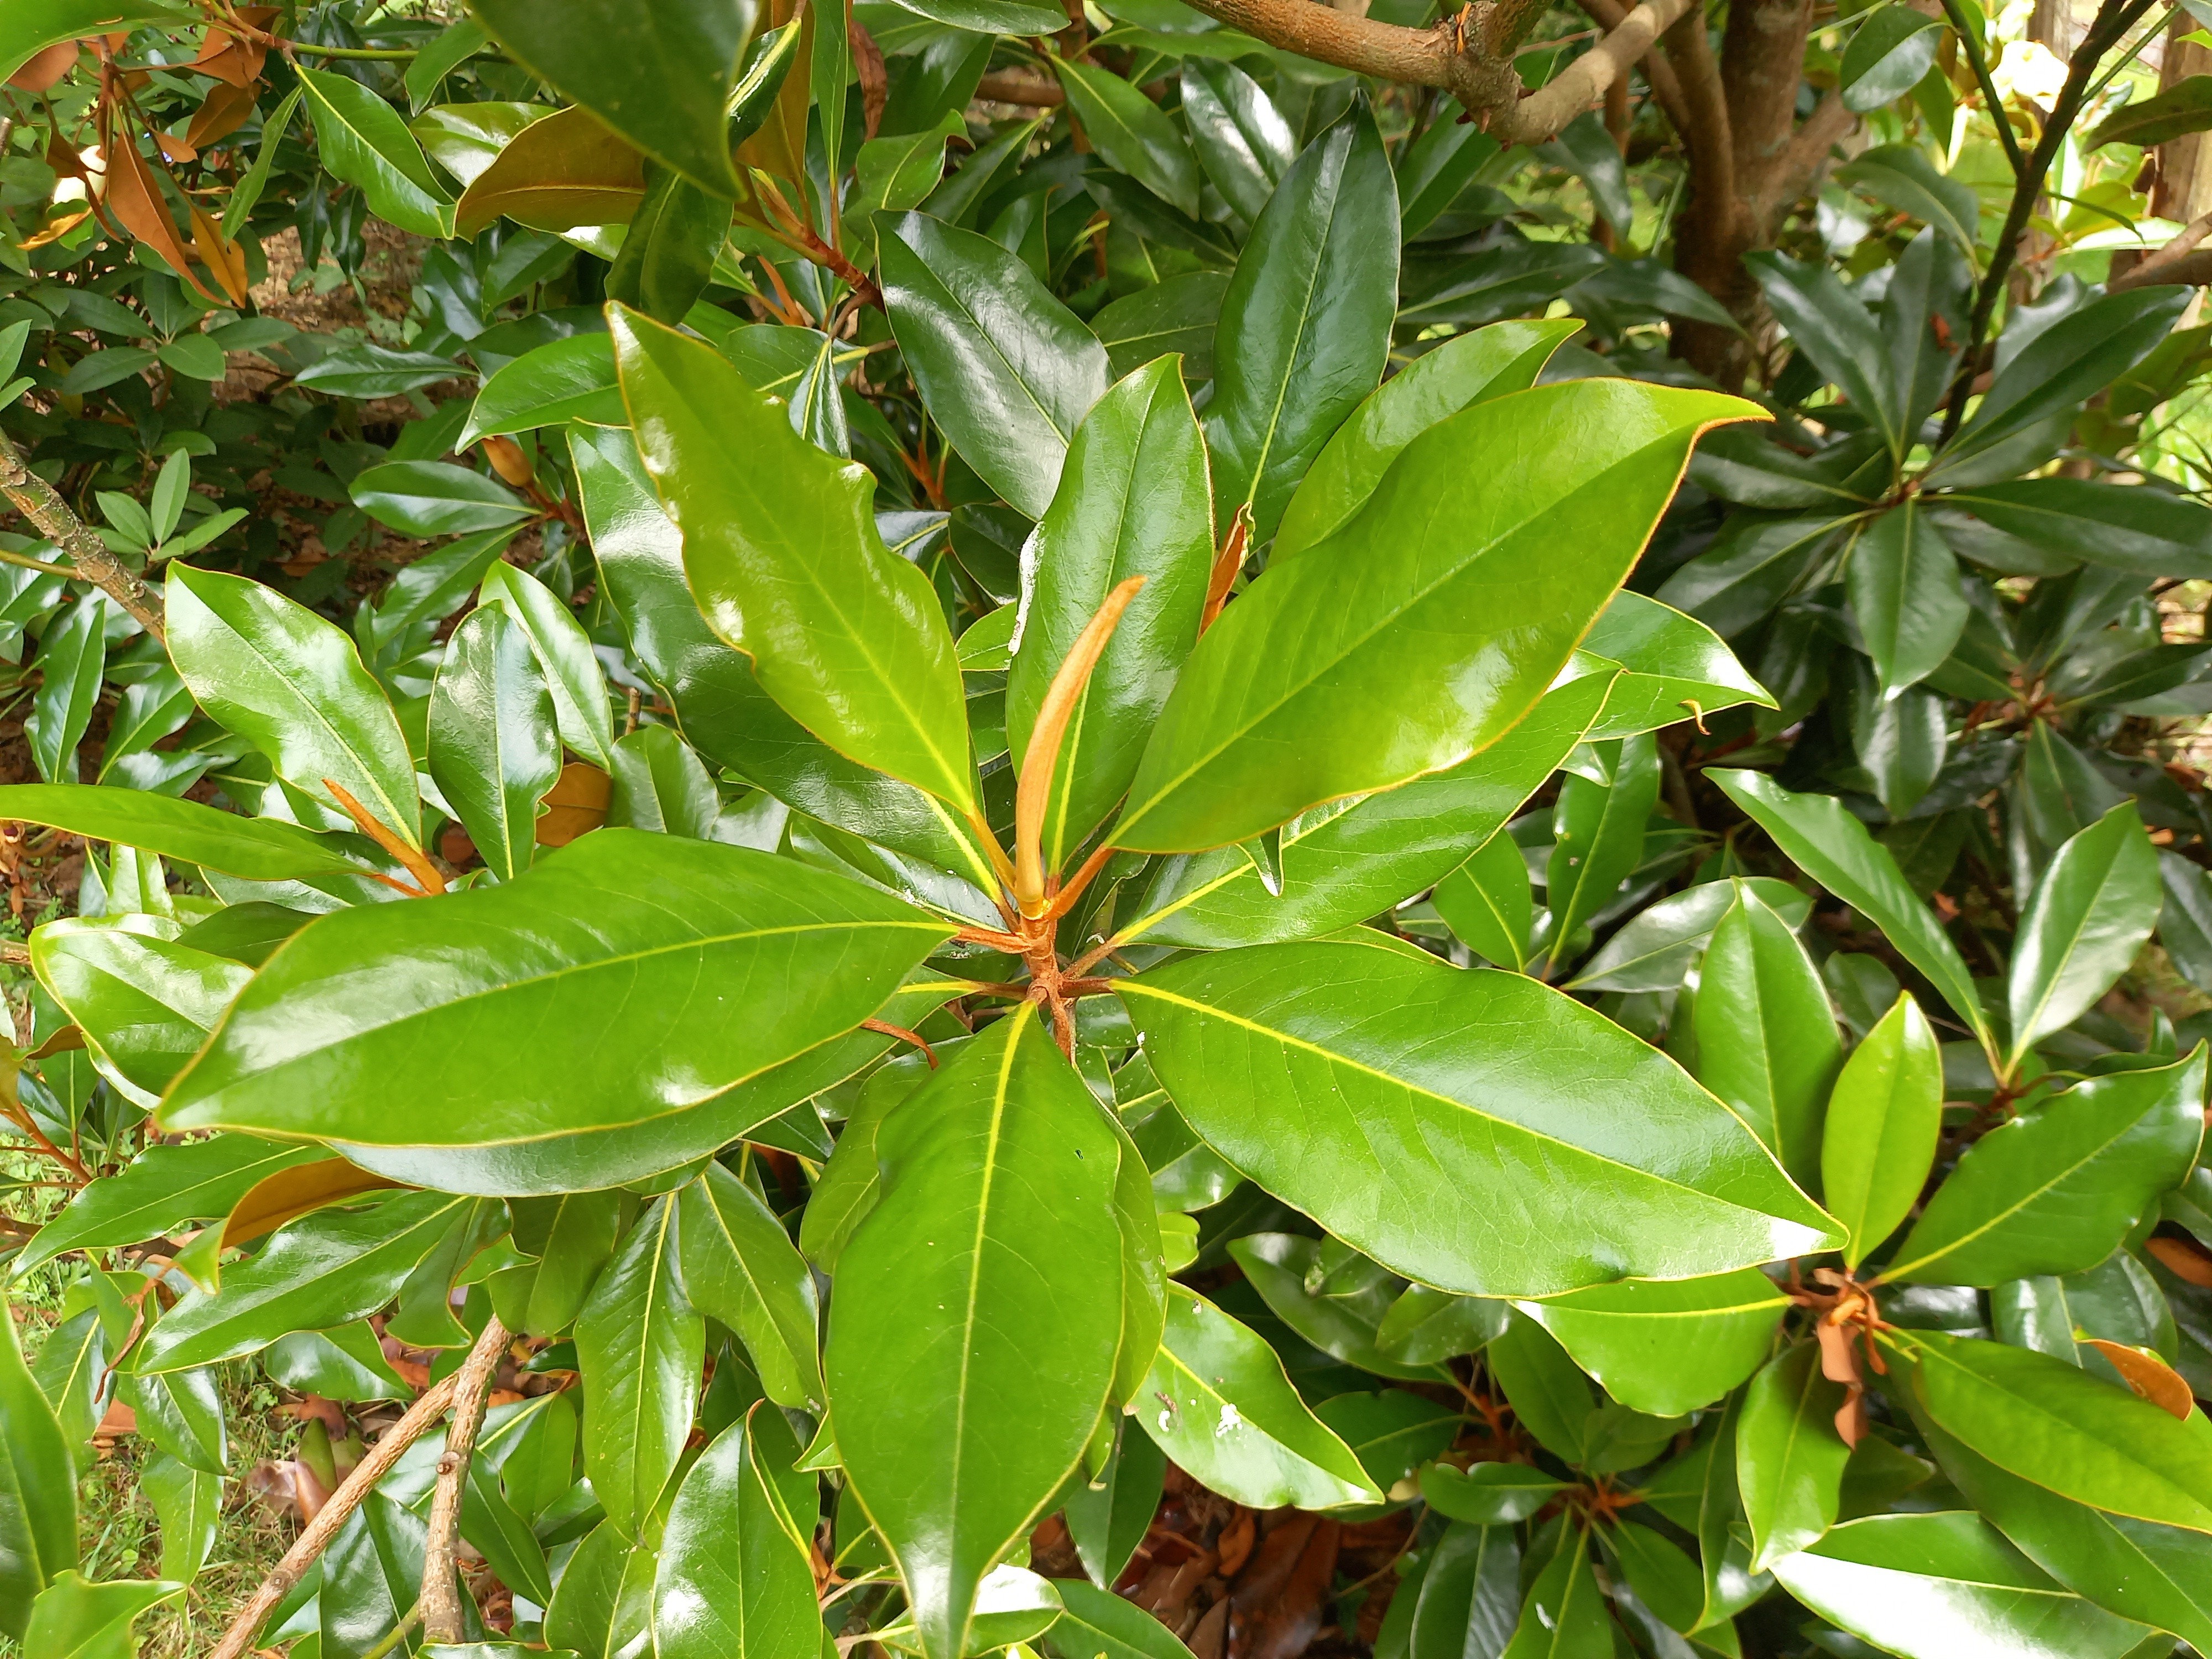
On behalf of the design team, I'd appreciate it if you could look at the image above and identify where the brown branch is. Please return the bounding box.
[0,431,165,641]
[208,1369,467,1659]
[1575,0,1689,133]
[420,1316,510,1645]
[2109,207,2212,289]
[1760,87,1855,228]
[1171,0,1695,138]
[976,69,1065,105]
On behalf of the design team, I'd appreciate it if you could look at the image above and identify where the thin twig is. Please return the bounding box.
[207,1371,468,1659]
[420,1316,510,1645]
[1937,0,2026,180]
[0,431,164,640]
[357,1601,424,1659]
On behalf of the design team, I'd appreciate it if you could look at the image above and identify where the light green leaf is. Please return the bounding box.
[1119,941,1839,1298]
[429,605,560,881]
[298,66,454,238]
[577,1199,701,1541]
[609,304,974,809]
[1820,992,1943,1270]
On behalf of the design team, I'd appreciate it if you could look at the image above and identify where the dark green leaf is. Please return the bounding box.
[467,0,753,194]
[429,605,559,881]
[134,1191,473,1373]
[1712,769,1990,1050]
[880,212,1111,521]
[2007,803,2161,1070]
[2090,75,2212,148]
[1204,102,1397,544]
[1179,61,1294,225]
[654,1402,822,1659]
[676,1162,821,1411]
[298,66,453,238]
[1,1289,77,1637]
[461,334,625,445]
[1840,5,1943,112]
[1850,502,1967,697]
[1057,60,1201,217]
[577,1198,701,1540]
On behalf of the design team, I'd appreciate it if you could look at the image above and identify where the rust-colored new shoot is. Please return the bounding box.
[324,779,446,898]
[1200,507,1251,633]
[1013,575,1146,918]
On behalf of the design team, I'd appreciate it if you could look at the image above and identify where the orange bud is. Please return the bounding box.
[482,435,534,487]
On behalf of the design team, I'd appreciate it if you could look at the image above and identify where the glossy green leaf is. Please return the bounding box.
[1092,272,1228,382]
[1057,60,1201,216]
[1566,875,1811,994]
[166,562,422,847]
[1120,940,1839,1297]
[1179,60,1293,225]
[1838,144,1980,261]
[577,1198,700,1541]
[1840,4,1943,111]
[573,416,994,886]
[118,1364,225,1475]
[1916,1407,2212,1654]
[1887,1046,2205,1286]
[15,1135,321,1277]
[1204,102,1397,544]
[606,164,729,324]
[606,725,719,839]
[1420,1463,1567,1525]
[611,303,974,808]
[468,0,752,194]
[429,605,559,881]
[1007,356,1212,869]
[1902,1327,2212,1532]
[1117,381,1757,853]
[1850,502,1968,698]
[2007,802,2161,1070]
[1737,1342,1850,1573]
[162,831,951,1193]
[545,1518,655,1659]
[20,1572,182,1659]
[1120,670,1608,951]
[0,1,194,83]
[294,345,460,400]
[1571,590,1774,739]
[509,1189,623,1339]
[352,460,531,538]
[28,596,105,786]
[1712,769,1990,1049]
[1772,1511,2150,1659]
[1063,1422,1167,1589]
[1485,1312,1595,1463]
[1136,1285,1381,1510]
[32,923,251,1107]
[676,1162,820,1411]
[825,1006,1125,1659]
[1314,1389,1460,1492]
[880,213,1110,521]
[1820,992,1943,1270]
[1041,1578,1197,1659]
[474,560,615,771]
[298,67,453,238]
[0,1290,76,1637]
[1500,1525,1609,1659]
[1272,318,1579,562]
[1516,1270,1789,1418]
[1433,831,1532,969]
[462,333,625,445]
[1694,881,1841,1189]
[654,1402,820,1659]
[142,1452,218,1585]
[0,786,356,883]
[1376,1282,1509,1364]
[1546,731,1660,962]
[1406,1517,1519,1659]
[322,1491,428,1659]
[134,1190,473,1373]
